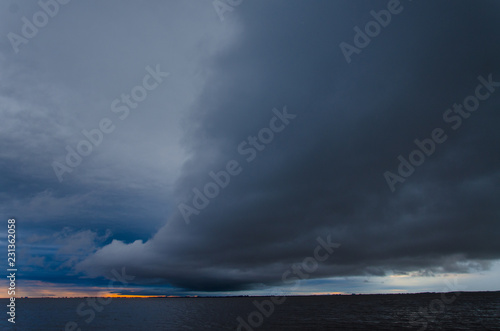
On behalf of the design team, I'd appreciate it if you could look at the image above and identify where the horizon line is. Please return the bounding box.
[2,290,499,299]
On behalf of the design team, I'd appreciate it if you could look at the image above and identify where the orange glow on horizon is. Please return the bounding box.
[0,280,159,298]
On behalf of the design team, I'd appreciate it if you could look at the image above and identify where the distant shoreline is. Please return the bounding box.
[1,290,498,299]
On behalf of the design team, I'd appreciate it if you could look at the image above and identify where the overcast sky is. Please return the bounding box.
[1,0,499,298]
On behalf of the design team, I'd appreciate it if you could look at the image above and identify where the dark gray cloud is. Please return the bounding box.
[76,1,500,292]
[1,1,499,294]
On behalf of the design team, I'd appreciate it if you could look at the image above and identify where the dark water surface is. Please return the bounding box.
[1,292,499,330]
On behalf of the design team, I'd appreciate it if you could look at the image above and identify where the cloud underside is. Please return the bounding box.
[74,1,500,291]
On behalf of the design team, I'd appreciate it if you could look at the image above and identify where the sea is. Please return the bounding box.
[1,291,499,330]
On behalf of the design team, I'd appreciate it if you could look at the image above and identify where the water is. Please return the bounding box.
[1,292,499,330]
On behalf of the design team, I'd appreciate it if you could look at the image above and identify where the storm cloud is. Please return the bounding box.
[76,0,500,291]
[1,0,499,295]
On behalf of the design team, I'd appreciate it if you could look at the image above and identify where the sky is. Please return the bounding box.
[1,0,499,298]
